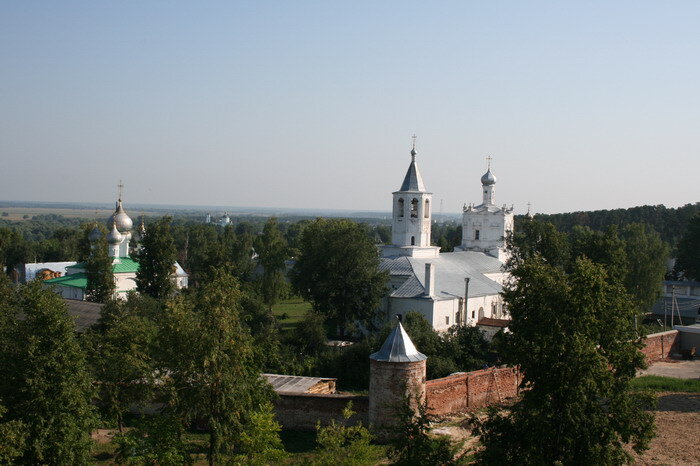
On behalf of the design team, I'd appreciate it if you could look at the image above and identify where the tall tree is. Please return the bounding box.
[84,296,158,432]
[0,280,97,464]
[159,268,275,465]
[473,257,654,464]
[136,216,177,300]
[85,235,116,303]
[290,218,388,337]
[621,223,669,313]
[255,217,289,311]
[675,213,700,280]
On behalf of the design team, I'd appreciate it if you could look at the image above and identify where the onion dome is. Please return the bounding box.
[481,169,496,186]
[88,225,103,243]
[106,223,123,245]
[107,199,133,232]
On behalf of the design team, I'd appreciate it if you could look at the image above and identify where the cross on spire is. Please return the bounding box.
[486,155,492,170]
[410,134,417,161]
[117,180,124,201]
[527,202,532,215]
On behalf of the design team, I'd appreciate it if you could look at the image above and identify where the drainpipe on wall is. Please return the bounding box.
[464,277,470,326]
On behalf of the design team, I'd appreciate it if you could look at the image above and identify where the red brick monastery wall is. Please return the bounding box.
[641,330,680,363]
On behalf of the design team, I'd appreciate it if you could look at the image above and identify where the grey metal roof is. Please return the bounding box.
[262,374,336,394]
[370,322,427,362]
[381,250,505,300]
[63,299,103,332]
[397,158,426,192]
[378,255,413,275]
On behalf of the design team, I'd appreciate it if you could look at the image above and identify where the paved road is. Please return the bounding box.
[640,360,700,379]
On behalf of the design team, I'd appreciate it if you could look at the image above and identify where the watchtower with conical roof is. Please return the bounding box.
[368,321,427,433]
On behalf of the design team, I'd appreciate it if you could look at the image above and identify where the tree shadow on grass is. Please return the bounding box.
[656,393,700,413]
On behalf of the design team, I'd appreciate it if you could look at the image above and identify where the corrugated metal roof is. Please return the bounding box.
[44,272,88,288]
[370,322,427,362]
[67,257,187,277]
[262,374,336,394]
[63,299,103,332]
[381,250,505,300]
[23,262,77,282]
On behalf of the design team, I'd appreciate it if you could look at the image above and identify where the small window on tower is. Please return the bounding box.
[411,236,415,246]
[424,199,430,218]
[410,198,418,218]
[397,198,404,218]
[445,316,450,326]
[475,230,480,240]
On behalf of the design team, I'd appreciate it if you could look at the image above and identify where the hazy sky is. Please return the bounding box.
[1,1,698,214]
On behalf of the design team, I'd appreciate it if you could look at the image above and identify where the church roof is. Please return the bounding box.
[380,250,505,300]
[397,156,427,192]
[44,272,88,289]
[370,322,427,362]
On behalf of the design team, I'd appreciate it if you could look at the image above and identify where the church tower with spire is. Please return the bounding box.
[460,159,514,262]
[382,138,440,258]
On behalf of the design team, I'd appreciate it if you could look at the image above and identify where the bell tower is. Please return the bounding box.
[383,137,440,258]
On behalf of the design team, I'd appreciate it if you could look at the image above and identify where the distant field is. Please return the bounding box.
[272,298,312,333]
[0,206,113,221]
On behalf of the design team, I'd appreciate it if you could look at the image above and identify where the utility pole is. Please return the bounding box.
[464,277,470,326]
[671,286,675,328]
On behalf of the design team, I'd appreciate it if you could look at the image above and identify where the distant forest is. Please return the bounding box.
[523,203,700,248]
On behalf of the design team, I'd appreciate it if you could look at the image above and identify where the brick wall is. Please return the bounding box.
[426,367,520,416]
[273,392,368,431]
[641,330,680,363]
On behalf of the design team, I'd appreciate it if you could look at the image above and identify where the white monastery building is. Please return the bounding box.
[379,143,512,332]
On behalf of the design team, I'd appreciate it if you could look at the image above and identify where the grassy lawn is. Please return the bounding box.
[631,375,700,393]
[272,298,312,333]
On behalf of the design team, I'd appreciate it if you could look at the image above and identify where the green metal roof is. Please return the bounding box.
[44,272,88,289]
[66,257,140,274]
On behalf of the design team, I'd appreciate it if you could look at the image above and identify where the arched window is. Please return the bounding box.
[411,236,415,246]
[478,307,484,320]
[397,198,404,218]
[424,199,430,218]
[410,198,418,218]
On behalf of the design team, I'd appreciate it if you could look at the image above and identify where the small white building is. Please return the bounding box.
[379,143,512,331]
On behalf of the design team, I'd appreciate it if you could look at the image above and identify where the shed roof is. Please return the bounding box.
[262,374,336,394]
[44,272,88,289]
[63,299,103,332]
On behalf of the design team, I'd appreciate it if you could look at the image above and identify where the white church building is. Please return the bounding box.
[43,194,188,300]
[379,144,513,332]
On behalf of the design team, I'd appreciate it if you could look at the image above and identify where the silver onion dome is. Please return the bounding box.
[108,199,133,232]
[88,226,103,243]
[481,169,496,186]
[106,223,123,245]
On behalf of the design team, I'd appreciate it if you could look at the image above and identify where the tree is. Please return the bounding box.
[290,218,388,337]
[675,213,700,280]
[84,295,158,432]
[136,216,178,299]
[0,403,26,464]
[473,257,655,464]
[388,397,457,465]
[233,402,287,465]
[255,217,289,311]
[313,402,381,466]
[0,280,97,464]
[621,223,669,313]
[85,235,116,303]
[159,268,275,465]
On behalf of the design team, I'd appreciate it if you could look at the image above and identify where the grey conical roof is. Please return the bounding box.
[370,322,427,362]
[398,150,426,192]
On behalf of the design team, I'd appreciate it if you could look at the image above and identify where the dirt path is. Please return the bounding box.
[630,391,700,465]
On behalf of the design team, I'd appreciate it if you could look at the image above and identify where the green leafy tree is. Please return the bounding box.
[621,223,669,313]
[472,257,655,464]
[85,235,116,303]
[233,402,287,465]
[0,403,26,464]
[388,397,457,465]
[675,213,700,280]
[136,216,178,299]
[84,296,158,432]
[313,402,382,466]
[290,218,388,337]
[114,413,191,465]
[255,217,289,311]
[0,280,97,464]
[159,268,275,465]
[506,218,570,269]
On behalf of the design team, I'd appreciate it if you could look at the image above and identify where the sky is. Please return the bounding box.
[1,1,698,215]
